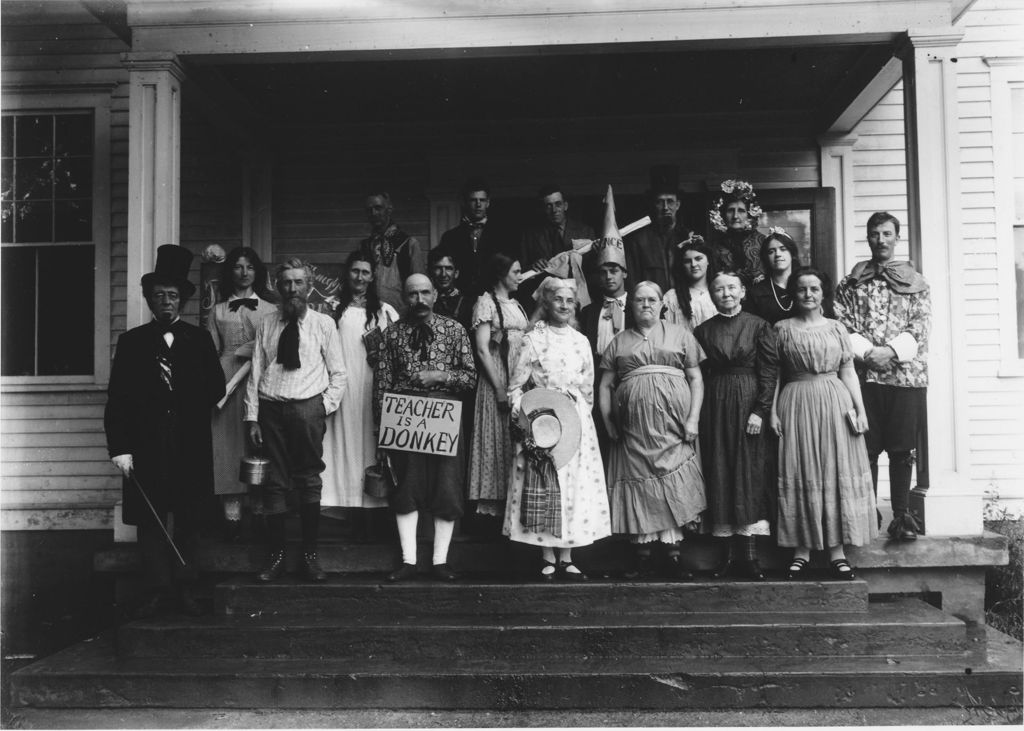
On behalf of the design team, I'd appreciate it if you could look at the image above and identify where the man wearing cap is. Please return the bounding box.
[437,177,513,298]
[245,258,347,582]
[516,184,596,309]
[625,166,689,293]
[834,212,931,542]
[580,190,634,462]
[360,191,427,313]
[105,245,226,618]
[374,273,477,582]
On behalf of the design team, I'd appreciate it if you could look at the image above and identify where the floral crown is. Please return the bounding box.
[708,179,763,233]
[676,231,706,249]
[767,226,790,239]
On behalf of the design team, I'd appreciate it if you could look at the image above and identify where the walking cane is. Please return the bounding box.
[128,470,187,566]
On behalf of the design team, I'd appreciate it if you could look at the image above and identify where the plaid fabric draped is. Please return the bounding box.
[513,420,562,537]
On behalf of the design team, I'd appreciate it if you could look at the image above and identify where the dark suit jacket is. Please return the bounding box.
[437,221,515,298]
[104,319,225,525]
[516,218,596,311]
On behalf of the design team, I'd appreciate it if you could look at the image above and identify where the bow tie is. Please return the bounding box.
[848,260,928,295]
[603,297,625,309]
[463,217,487,230]
[228,298,259,312]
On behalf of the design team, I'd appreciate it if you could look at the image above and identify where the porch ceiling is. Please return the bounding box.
[205,42,896,137]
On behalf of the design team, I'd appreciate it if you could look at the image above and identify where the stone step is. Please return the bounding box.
[11,706,1023,729]
[12,628,1021,711]
[215,577,870,618]
[116,599,964,661]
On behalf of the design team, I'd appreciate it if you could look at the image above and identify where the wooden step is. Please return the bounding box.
[11,627,1020,711]
[215,577,870,618]
[115,599,964,661]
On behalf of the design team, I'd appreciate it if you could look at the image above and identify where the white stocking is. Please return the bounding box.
[396,511,418,565]
[433,518,455,565]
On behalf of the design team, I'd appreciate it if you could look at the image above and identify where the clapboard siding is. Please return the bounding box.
[1,7,129,528]
[846,1,1024,511]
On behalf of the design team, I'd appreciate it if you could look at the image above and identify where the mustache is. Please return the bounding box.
[411,303,431,315]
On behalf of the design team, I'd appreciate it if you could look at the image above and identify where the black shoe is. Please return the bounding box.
[558,561,588,581]
[711,558,734,580]
[887,512,921,542]
[431,563,459,581]
[737,559,767,582]
[540,560,557,582]
[665,554,694,581]
[386,563,418,582]
[787,556,809,580]
[624,552,655,580]
[257,550,287,582]
[302,551,327,582]
[830,558,857,581]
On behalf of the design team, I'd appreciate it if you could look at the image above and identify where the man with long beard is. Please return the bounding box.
[374,274,477,581]
[245,258,346,582]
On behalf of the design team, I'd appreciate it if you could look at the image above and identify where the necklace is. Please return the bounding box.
[770,279,793,312]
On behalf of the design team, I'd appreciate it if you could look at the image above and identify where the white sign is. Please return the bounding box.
[378,392,462,456]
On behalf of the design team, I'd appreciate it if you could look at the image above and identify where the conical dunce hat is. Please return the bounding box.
[594,184,627,270]
[518,389,582,470]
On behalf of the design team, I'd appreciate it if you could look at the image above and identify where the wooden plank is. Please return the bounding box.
[0,418,105,434]
[2,475,118,491]
[1,507,112,531]
[0,391,107,407]
[1,446,110,463]
[1,488,119,505]
[1,432,107,448]
[1,460,116,477]
[0,405,106,420]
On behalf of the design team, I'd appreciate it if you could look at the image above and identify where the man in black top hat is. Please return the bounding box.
[626,165,689,293]
[105,244,225,618]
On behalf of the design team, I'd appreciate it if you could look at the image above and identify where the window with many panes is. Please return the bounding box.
[1,111,95,376]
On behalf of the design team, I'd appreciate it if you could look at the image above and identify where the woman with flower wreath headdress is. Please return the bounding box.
[708,179,766,285]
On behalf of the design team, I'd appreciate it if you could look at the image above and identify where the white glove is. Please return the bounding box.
[111,454,133,477]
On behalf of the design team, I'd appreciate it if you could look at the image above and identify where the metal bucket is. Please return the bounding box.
[363,464,390,499]
[239,455,271,485]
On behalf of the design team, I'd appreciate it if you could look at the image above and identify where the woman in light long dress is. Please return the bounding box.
[467,254,529,518]
[770,267,877,580]
[600,281,706,579]
[321,252,398,526]
[207,247,277,538]
[663,237,719,333]
[504,278,611,580]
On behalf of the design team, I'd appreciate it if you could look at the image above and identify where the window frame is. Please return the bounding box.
[1,89,112,387]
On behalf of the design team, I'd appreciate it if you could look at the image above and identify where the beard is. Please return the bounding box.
[282,295,307,320]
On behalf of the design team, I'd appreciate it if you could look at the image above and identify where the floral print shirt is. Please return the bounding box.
[834,272,931,388]
[373,314,477,422]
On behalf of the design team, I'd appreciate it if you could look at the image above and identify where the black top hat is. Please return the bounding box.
[141,245,196,299]
[649,165,680,197]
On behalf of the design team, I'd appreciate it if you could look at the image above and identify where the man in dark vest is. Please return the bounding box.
[428,248,474,331]
[105,245,225,618]
[437,177,513,298]
[360,191,426,314]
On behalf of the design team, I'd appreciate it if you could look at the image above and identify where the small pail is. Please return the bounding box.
[363,465,390,499]
[239,455,271,485]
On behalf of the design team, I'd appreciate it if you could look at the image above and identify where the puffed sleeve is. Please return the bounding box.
[471,294,497,331]
[836,320,854,366]
[681,328,701,369]
[753,321,779,418]
[507,332,537,415]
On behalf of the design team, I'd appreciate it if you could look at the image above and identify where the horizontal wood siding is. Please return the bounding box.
[1,7,129,529]
[848,0,1024,513]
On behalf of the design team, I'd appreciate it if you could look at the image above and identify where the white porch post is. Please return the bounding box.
[121,51,184,330]
[900,29,981,535]
[817,133,858,280]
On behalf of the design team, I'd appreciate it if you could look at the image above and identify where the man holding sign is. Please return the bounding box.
[374,274,477,581]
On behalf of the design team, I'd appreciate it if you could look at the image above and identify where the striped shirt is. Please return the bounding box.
[244,308,347,420]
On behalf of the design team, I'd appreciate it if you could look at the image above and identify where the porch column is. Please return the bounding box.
[899,29,981,535]
[817,133,858,279]
[121,52,185,330]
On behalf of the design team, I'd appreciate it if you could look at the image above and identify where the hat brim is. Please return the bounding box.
[141,272,196,299]
[519,388,582,470]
